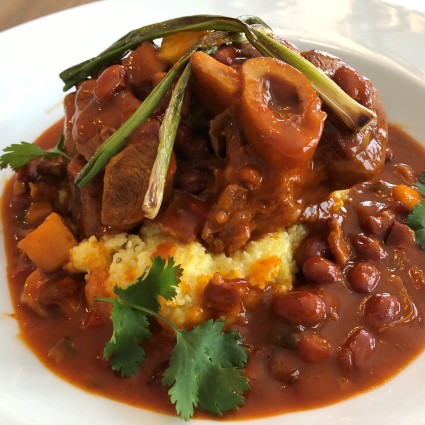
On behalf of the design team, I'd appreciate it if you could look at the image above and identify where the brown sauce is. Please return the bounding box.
[3,122,425,419]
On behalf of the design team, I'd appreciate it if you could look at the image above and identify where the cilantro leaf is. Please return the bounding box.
[162,320,249,420]
[97,258,249,420]
[114,256,182,312]
[407,200,425,250]
[102,257,181,377]
[0,136,70,171]
[103,299,151,377]
[417,172,425,196]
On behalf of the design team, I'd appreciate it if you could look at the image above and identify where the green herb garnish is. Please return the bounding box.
[67,15,376,195]
[74,30,242,189]
[143,63,192,219]
[246,25,377,130]
[416,171,425,196]
[406,173,425,250]
[96,256,249,420]
[2,15,378,218]
[0,135,69,171]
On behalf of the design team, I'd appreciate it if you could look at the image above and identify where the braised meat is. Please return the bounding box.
[303,50,388,186]
[62,41,388,252]
[101,119,161,229]
[188,49,387,253]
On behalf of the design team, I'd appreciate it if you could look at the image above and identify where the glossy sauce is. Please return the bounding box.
[3,122,425,419]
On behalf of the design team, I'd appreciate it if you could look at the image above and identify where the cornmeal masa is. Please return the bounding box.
[67,223,306,328]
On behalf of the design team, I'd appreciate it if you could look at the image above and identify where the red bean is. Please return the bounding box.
[393,163,416,185]
[269,349,301,384]
[213,45,238,65]
[297,333,331,363]
[177,169,206,194]
[362,213,393,239]
[302,256,343,284]
[351,234,387,261]
[189,138,210,161]
[385,147,395,162]
[203,274,245,312]
[386,222,416,247]
[363,293,401,330]
[94,65,126,103]
[295,235,330,268]
[346,262,380,293]
[271,291,326,327]
[339,327,376,371]
[175,125,209,161]
[175,123,193,148]
[334,65,367,100]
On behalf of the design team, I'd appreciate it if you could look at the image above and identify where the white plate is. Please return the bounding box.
[1,1,425,424]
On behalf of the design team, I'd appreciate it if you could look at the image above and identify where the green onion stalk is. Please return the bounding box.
[65,14,377,217]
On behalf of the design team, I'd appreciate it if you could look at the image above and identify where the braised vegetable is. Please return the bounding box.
[17,212,77,273]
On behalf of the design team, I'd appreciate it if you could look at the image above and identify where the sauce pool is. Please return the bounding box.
[3,122,425,419]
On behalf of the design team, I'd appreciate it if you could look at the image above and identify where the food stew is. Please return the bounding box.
[2,15,425,420]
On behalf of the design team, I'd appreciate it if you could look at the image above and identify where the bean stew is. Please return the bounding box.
[2,15,425,421]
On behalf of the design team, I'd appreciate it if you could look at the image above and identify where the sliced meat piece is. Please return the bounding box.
[71,86,141,161]
[101,119,161,229]
[67,155,104,238]
[63,91,77,157]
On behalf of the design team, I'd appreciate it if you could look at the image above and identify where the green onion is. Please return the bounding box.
[74,30,242,188]
[69,14,378,197]
[60,15,247,91]
[74,66,180,188]
[246,25,377,130]
[143,63,192,219]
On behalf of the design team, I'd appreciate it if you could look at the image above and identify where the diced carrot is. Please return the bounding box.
[153,242,177,259]
[248,256,282,289]
[159,31,209,64]
[17,212,77,273]
[190,51,240,114]
[392,184,422,209]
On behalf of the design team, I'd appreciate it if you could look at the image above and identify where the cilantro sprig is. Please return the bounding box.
[406,172,425,250]
[0,135,70,171]
[96,256,249,420]
[416,172,425,197]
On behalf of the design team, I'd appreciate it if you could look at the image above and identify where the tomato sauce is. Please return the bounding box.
[3,122,425,419]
